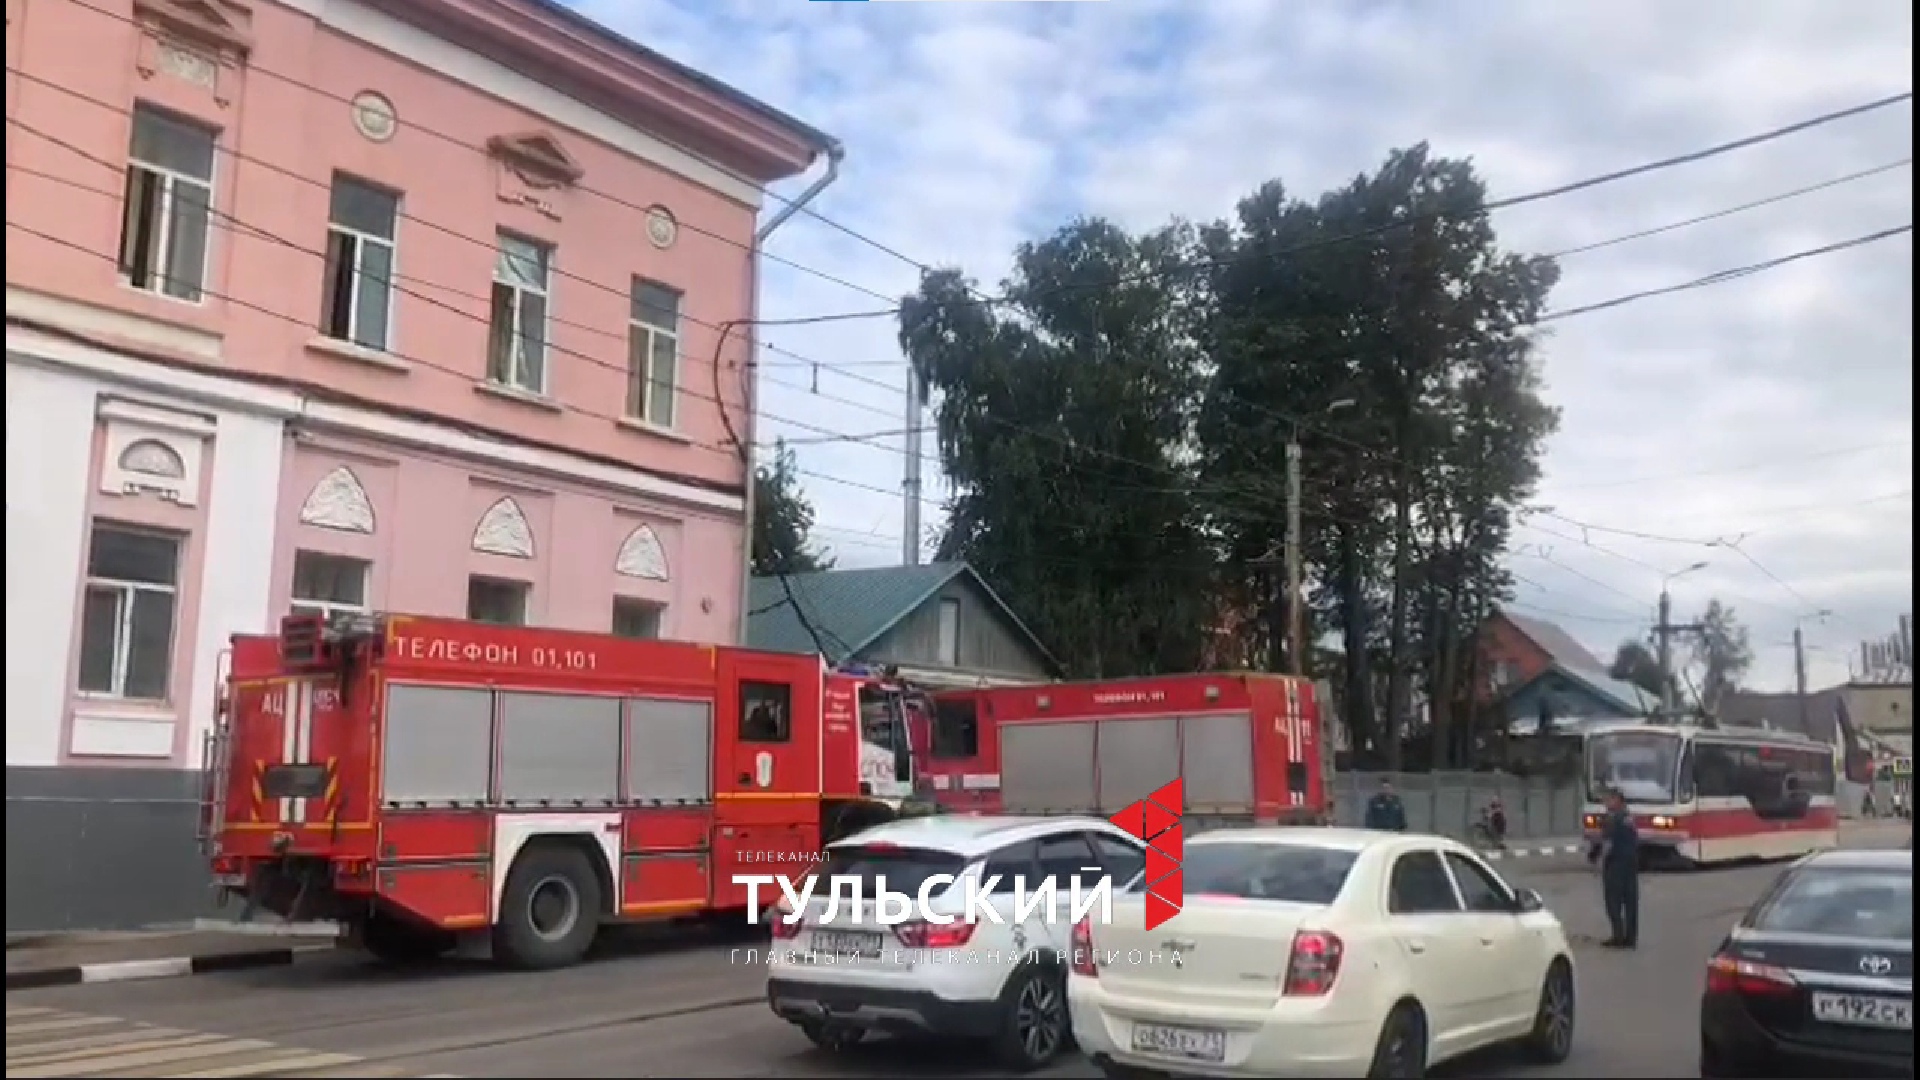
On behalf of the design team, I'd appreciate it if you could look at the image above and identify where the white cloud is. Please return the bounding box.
[569,0,1913,691]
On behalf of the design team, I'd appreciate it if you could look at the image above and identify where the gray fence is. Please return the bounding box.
[1331,770,1587,843]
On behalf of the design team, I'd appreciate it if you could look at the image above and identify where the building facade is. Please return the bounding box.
[5,0,835,931]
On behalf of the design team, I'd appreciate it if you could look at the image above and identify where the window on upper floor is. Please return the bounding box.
[611,596,663,640]
[487,234,550,394]
[291,550,370,621]
[627,279,680,429]
[77,523,182,701]
[468,576,529,626]
[119,105,216,302]
[320,176,399,350]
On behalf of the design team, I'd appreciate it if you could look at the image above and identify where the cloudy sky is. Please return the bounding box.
[573,0,1913,692]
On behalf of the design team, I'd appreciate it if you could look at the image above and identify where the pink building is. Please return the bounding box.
[3,0,838,931]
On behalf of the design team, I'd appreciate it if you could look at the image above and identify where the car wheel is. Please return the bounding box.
[492,844,602,970]
[1366,1002,1428,1079]
[799,1020,864,1052]
[1523,958,1576,1062]
[993,963,1070,1072]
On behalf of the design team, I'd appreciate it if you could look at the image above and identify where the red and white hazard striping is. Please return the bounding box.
[278,679,315,823]
[1284,680,1305,808]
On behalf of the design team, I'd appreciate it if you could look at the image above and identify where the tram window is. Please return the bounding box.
[1675,743,1697,802]
[1693,743,1741,799]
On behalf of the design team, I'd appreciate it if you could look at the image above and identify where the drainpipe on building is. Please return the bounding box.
[737,142,845,644]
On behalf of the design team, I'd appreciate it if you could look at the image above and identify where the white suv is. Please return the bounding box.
[764,814,1148,1071]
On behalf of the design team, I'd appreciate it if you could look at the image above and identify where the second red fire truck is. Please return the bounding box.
[201,613,1331,970]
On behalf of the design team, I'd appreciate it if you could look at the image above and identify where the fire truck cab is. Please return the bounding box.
[201,613,920,969]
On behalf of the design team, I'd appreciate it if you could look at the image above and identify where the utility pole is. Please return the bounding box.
[901,368,925,566]
[1285,431,1306,676]
[1653,569,1707,718]
[1793,624,1810,735]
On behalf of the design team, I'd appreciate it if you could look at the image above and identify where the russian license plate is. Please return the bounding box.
[809,930,885,959]
[1812,992,1913,1030]
[1131,1022,1227,1063]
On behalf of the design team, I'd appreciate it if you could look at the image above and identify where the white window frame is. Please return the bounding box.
[120,105,216,303]
[78,526,181,701]
[612,596,664,639]
[289,550,371,623]
[489,234,551,394]
[321,176,399,350]
[468,575,530,626]
[628,279,680,428]
[937,597,961,666]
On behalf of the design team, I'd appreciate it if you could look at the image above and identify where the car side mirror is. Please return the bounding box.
[1515,888,1546,914]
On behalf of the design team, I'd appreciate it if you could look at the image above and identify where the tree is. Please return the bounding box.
[1195,146,1559,767]
[897,219,1216,677]
[1690,599,1753,714]
[1609,639,1668,699]
[751,439,834,577]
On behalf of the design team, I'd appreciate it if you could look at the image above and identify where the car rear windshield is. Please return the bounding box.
[1167,842,1359,906]
[1755,867,1913,939]
[814,844,968,899]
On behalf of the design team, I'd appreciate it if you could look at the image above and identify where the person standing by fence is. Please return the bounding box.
[1365,779,1408,832]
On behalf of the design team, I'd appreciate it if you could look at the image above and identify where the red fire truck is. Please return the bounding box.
[199,613,923,970]
[910,673,1334,825]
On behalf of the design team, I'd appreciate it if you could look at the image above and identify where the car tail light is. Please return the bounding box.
[1070,917,1099,978]
[1706,953,1796,997]
[1283,930,1344,996]
[768,906,803,940]
[893,920,975,949]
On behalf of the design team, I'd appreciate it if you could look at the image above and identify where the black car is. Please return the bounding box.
[1701,848,1912,1078]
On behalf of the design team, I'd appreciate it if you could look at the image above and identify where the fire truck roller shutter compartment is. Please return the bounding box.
[1002,722,1097,812]
[624,697,715,805]
[381,685,494,807]
[1179,712,1257,813]
[1097,717,1180,812]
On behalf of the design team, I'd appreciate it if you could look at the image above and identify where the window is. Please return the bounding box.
[1173,842,1359,905]
[467,576,527,626]
[627,280,680,428]
[1387,851,1462,914]
[291,551,369,619]
[936,597,961,666]
[119,105,216,301]
[1035,832,1099,890]
[739,680,791,743]
[320,176,398,349]
[1752,866,1911,939]
[930,696,980,758]
[815,844,966,899]
[611,597,662,639]
[980,841,1038,894]
[77,525,181,700]
[1443,852,1514,913]
[487,234,550,392]
[1088,833,1147,886]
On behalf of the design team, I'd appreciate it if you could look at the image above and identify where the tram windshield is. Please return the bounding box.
[1586,729,1682,804]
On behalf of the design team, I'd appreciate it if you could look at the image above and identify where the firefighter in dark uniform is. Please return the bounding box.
[1587,786,1640,948]
[1365,779,1408,832]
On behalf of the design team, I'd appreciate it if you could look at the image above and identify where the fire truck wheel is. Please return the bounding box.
[494,843,603,970]
[992,961,1070,1072]
[360,914,453,964]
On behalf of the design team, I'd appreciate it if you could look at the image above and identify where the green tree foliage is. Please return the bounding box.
[893,149,1560,763]
[1609,639,1670,699]
[897,220,1216,677]
[1691,598,1754,713]
[751,439,834,577]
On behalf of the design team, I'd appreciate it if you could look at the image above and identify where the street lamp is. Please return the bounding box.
[1283,398,1358,675]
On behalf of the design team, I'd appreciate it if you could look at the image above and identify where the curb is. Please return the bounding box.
[6,946,304,992]
[1481,842,1585,862]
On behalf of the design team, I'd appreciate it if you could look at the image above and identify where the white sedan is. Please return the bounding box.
[1068,828,1576,1078]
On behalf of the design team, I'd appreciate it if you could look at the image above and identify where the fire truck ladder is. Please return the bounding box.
[197,648,234,855]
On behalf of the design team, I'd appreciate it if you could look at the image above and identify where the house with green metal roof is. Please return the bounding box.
[745,562,1061,687]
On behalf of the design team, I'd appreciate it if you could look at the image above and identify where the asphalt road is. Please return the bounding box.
[9,826,1908,1078]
